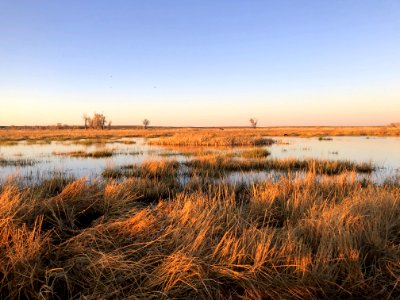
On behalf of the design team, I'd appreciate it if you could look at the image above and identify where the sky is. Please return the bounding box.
[1,0,399,126]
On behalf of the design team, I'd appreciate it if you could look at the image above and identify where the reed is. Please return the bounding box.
[1,126,400,145]
[0,157,36,166]
[0,127,398,299]
[239,148,271,158]
[0,173,399,299]
[185,156,375,177]
[53,150,114,158]
[149,134,275,147]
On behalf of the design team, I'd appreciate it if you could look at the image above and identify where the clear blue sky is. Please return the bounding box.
[1,0,399,126]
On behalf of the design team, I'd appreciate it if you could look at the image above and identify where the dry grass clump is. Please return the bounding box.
[53,150,114,158]
[149,134,275,147]
[0,140,19,146]
[102,160,182,201]
[102,161,182,202]
[126,159,180,179]
[239,148,271,159]
[103,159,180,179]
[186,156,375,177]
[1,174,399,298]
[67,138,136,145]
[0,157,37,166]
[159,149,215,157]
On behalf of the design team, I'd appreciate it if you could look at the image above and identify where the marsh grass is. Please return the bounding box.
[159,149,216,157]
[150,134,275,147]
[185,156,375,177]
[239,148,271,158]
[103,160,180,180]
[318,136,333,141]
[1,126,400,146]
[26,139,52,145]
[67,138,137,145]
[0,128,399,299]
[117,139,136,145]
[53,150,114,158]
[0,172,399,299]
[0,140,19,146]
[0,157,37,167]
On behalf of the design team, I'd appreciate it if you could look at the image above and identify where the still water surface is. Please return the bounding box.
[0,136,399,184]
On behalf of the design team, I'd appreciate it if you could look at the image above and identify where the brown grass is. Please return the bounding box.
[149,134,275,147]
[1,126,399,144]
[0,157,37,166]
[0,173,399,299]
[185,155,375,177]
[0,127,399,298]
[53,150,114,158]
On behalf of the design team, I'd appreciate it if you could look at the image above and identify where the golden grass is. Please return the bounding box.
[0,157,36,166]
[53,150,114,158]
[1,126,399,144]
[0,173,399,298]
[105,160,181,182]
[149,134,275,147]
[0,127,399,298]
[239,148,271,158]
[185,155,374,177]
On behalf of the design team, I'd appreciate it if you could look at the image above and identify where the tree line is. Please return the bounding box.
[81,113,258,129]
[82,113,151,130]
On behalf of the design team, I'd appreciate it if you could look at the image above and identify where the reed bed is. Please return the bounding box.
[1,126,400,144]
[66,138,137,145]
[185,156,375,177]
[53,150,114,158]
[0,172,399,299]
[102,160,181,183]
[149,134,275,147]
[0,140,19,146]
[239,148,271,158]
[0,157,37,167]
[0,127,399,299]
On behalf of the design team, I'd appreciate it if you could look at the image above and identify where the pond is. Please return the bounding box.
[0,136,399,184]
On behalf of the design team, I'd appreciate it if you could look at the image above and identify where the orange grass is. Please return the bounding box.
[0,172,399,299]
[1,126,400,144]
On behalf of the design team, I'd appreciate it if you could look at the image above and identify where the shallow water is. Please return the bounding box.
[0,136,399,184]
[0,138,166,183]
[269,136,400,170]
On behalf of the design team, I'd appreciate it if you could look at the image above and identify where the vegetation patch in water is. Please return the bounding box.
[185,156,374,177]
[239,148,271,159]
[53,150,114,158]
[0,157,37,166]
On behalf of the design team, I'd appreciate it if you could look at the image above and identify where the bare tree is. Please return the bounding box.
[83,113,108,129]
[108,120,112,130]
[249,118,258,128]
[82,114,89,129]
[143,119,150,129]
[92,113,107,129]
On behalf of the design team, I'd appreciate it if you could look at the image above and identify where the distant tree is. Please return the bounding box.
[108,120,112,129]
[143,119,150,129]
[96,113,107,129]
[249,118,258,128]
[82,114,90,129]
[83,113,108,130]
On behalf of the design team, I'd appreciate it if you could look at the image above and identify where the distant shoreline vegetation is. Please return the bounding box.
[0,126,400,144]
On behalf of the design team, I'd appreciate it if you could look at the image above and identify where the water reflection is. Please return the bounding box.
[0,136,399,184]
